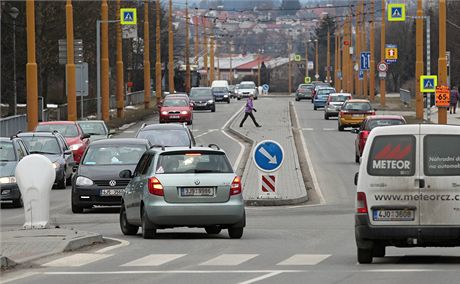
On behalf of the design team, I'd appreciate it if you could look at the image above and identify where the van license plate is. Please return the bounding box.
[180,187,214,197]
[101,189,123,196]
[373,209,415,221]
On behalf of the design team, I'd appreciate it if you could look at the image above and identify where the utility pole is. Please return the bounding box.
[355,4,361,98]
[143,0,151,109]
[288,38,292,93]
[210,35,215,83]
[101,0,109,121]
[305,40,309,78]
[66,0,77,121]
[185,0,191,93]
[155,0,162,104]
[369,0,376,100]
[258,50,261,86]
[26,0,38,130]
[315,39,319,81]
[326,29,331,83]
[438,0,448,124]
[334,32,340,91]
[116,0,124,118]
[194,14,199,65]
[10,7,19,116]
[362,0,368,98]
[415,0,424,119]
[379,0,386,106]
[203,18,208,86]
[168,0,174,93]
[342,18,349,93]
[229,42,233,85]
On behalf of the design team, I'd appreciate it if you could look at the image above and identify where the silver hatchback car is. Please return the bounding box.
[119,145,246,239]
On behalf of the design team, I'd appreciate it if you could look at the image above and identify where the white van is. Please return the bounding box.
[211,80,231,103]
[355,124,460,263]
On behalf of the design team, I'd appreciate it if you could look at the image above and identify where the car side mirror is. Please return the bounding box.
[351,128,360,134]
[119,169,133,179]
[354,172,359,186]
[64,150,72,155]
[81,133,90,139]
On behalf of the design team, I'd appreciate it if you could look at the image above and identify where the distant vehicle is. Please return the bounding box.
[355,124,460,264]
[159,98,193,125]
[324,93,353,119]
[189,87,216,112]
[234,84,240,98]
[211,80,229,90]
[119,145,245,239]
[77,120,113,142]
[313,88,336,110]
[311,86,335,103]
[351,115,406,163]
[211,86,231,103]
[338,99,375,131]
[236,81,258,100]
[0,137,29,207]
[311,81,331,99]
[295,84,314,101]
[71,138,150,213]
[228,85,236,98]
[35,121,90,164]
[18,132,76,189]
[135,123,196,147]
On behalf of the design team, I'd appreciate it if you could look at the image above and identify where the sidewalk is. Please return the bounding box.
[229,97,308,205]
[1,227,103,269]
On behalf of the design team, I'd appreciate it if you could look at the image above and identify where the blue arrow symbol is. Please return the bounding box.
[258,147,277,164]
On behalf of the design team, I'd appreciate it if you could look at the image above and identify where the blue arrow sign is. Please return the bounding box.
[262,84,269,91]
[360,52,370,70]
[253,140,284,172]
[358,70,364,80]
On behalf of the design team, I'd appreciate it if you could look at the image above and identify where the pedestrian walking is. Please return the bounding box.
[239,95,261,127]
[450,86,459,114]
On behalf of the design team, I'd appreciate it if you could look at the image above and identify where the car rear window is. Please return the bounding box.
[156,151,233,174]
[36,124,79,137]
[367,135,416,176]
[366,119,405,131]
[343,102,372,111]
[137,129,190,147]
[20,136,62,155]
[424,135,460,176]
[82,145,146,165]
[78,122,107,135]
[330,95,349,102]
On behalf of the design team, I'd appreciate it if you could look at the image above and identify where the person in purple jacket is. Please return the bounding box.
[450,86,459,114]
[239,95,261,127]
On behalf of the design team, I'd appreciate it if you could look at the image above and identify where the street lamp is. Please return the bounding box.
[314,39,319,81]
[9,7,19,116]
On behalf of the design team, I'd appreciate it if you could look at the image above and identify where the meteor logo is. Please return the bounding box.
[372,144,413,170]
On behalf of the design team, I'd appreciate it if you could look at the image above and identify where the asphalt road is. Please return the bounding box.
[2,97,460,284]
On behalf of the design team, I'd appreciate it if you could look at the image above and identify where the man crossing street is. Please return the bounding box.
[239,95,261,127]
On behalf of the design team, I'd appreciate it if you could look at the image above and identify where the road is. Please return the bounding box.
[2,97,460,284]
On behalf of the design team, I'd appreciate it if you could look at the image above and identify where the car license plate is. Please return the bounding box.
[170,115,180,119]
[100,189,123,196]
[352,114,363,118]
[180,187,215,197]
[373,209,415,221]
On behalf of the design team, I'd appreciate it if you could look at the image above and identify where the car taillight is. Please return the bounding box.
[148,177,164,196]
[368,111,376,115]
[357,192,368,213]
[230,176,242,195]
[360,130,369,140]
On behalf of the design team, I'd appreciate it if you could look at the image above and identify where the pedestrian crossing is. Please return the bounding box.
[41,253,331,268]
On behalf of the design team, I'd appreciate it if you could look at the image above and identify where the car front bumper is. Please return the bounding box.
[72,186,123,206]
[193,103,214,110]
[0,183,21,201]
[160,115,192,123]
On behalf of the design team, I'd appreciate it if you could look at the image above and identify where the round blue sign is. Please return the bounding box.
[253,140,284,172]
[262,84,269,91]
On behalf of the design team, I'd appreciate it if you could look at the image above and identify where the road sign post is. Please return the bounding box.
[360,52,370,70]
[253,140,284,199]
[385,44,398,63]
[120,8,137,25]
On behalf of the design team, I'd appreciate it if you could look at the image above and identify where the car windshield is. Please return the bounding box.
[317,95,329,100]
[163,99,188,107]
[367,119,405,130]
[0,142,16,161]
[20,136,61,155]
[330,95,349,102]
[82,145,146,165]
[36,124,79,137]
[156,152,233,174]
[318,89,335,95]
[78,122,107,135]
[190,89,212,98]
[299,85,311,90]
[212,87,227,92]
[137,129,190,147]
[344,102,372,111]
[239,84,254,89]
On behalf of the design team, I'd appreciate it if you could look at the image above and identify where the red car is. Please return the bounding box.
[351,115,406,163]
[159,98,193,125]
[35,121,90,164]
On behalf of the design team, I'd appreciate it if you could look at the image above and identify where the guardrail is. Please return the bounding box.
[0,115,27,137]
[399,88,412,106]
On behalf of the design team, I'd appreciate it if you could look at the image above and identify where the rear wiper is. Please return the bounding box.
[30,151,58,155]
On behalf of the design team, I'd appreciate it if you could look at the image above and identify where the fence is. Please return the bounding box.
[0,115,27,137]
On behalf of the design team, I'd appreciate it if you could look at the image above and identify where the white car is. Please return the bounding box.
[236,81,258,100]
[354,124,460,263]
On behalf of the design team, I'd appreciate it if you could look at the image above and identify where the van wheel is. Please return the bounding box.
[120,205,139,235]
[205,226,222,235]
[373,245,385,257]
[357,248,373,264]
[141,207,156,239]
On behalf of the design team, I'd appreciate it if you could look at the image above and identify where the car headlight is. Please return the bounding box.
[161,111,168,115]
[69,143,83,151]
[181,111,189,115]
[75,176,94,186]
[224,94,228,97]
[207,99,214,104]
[0,176,16,184]
[52,162,60,169]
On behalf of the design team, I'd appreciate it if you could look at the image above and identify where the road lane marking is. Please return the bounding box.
[277,254,330,266]
[44,270,302,275]
[302,128,314,131]
[221,104,246,170]
[95,237,130,254]
[323,128,335,131]
[0,272,40,284]
[122,130,135,134]
[194,129,219,138]
[121,254,186,267]
[239,271,283,284]
[199,254,258,266]
[42,253,112,267]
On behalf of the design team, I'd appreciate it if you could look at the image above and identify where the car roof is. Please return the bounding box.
[140,123,187,131]
[366,115,405,120]
[345,99,371,103]
[89,138,150,146]
[38,121,76,125]
[18,131,60,138]
[191,87,211,90]
[329,93,351,96]
[77,120,106,124]
[165,95,188,100]
[0,137,14,142]
[148,146,225,154]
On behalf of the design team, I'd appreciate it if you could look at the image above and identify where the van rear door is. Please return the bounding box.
[419,125,460,226]
[364,127,421,226]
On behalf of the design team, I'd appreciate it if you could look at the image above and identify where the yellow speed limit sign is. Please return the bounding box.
[435,85,450,107]
[304,77,311,84]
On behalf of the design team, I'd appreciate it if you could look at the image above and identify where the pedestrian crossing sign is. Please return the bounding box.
[388,4,405,22]
[420,75,437,93]
[120,8,137,25]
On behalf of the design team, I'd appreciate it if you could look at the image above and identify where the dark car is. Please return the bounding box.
[135,123,196,147]
[211,86,231,103]
[295,84,313,101]
[0,137,29,207]
[71,138,150,213]
[18,132,76,189]
[189,87,216,112]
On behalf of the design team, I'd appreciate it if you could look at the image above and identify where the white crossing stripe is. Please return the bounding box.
[322,128,335,131]
[199,254,258,266]
[42,253,113,267]
[302,128,314,131]
[121,254,186,267]
[277,254,330,266]
[123,130,135,134]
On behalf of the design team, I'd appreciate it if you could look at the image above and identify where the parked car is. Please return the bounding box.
[77,120,113,142]
[324,93,352,119]
[338,99,375,131]
[18,132,76,189]
[211,86,231,103]
[0,137,29,207]
[236,81,258,100]
[354,124,460,263]
[159,97,193,125]
[189,87,216,112]
[35,121,90,164]
[119,145,245,239]
[135,123,196,147]
[71,138,150,213]
[351,115,406,163]
[295,84,314,101]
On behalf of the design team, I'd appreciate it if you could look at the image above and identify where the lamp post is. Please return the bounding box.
[9,7,19,116]
[314,39,319,81]
[26,0,39,130]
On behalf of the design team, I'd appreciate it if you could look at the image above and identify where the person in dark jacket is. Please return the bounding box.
[450,86,459,114]
[239,95,261,127]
